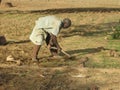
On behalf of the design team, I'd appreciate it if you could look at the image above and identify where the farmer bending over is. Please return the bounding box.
[30,15,71,62]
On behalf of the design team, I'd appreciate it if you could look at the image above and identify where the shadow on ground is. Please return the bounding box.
[28,7,120,14]
[0,72,17,86]
[1,7,120,14]
[0,67,100,90]
[66,47,104,56]
[6,40,30,45]
[61,22,119,37]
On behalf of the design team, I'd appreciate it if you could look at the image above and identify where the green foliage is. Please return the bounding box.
[111,25,120,39]
[108,40,120,51]
[86,58,120,69]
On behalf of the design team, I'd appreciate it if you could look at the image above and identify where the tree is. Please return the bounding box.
[0,0,2,4]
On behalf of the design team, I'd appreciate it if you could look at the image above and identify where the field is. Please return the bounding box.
[0,1,120,90]
[0,0,120,11]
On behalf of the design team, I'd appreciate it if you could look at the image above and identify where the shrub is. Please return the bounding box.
[108,25,120,39]
[111,25,120,39]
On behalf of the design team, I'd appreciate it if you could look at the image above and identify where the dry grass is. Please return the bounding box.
[0,0,120,11]
[0,10,120,90]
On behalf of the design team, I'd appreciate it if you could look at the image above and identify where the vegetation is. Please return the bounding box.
[0,10,120,90]
[111,25,120,39]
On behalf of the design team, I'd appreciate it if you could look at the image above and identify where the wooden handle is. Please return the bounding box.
[50,47,71,57]
[61,50,71,57]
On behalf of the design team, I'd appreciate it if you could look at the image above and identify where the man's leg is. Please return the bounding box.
[32,45,41,61]
[45,33,58,57]
[50,47,58,56]
[30,28,45,62]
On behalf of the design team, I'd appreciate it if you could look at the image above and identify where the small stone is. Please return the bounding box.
[6,55,14,62]
[16,60,22,66]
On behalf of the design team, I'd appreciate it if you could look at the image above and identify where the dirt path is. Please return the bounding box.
[0,0,120,11]
[0,8,120,90]
[0,63,120,90]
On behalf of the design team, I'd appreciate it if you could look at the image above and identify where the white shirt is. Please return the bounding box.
[34,15,62,36]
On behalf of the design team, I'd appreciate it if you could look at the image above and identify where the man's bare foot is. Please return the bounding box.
[49,55,63,60]
[31,58,39,63]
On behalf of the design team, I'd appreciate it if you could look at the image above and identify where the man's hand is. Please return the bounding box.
[46,33,62,55]
[50,46,62,54]
[49,34,61,47]
[57,46,62,53]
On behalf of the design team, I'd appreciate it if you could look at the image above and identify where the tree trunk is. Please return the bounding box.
[0,0,2,4]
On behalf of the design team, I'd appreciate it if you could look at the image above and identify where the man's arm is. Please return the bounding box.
[49,34,61,51]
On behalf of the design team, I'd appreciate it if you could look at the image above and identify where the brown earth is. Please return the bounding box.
[0,1,120,90]
[0,0,120,11]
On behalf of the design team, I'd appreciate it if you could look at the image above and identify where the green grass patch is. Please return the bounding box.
[40,60,78,67]
[107,40,120,51]
[86,54,120,68]
[111,25,120,39]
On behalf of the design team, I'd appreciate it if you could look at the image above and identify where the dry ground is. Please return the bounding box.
[0,11,120,90]
[0,3,120,90]
[0,0,120,11]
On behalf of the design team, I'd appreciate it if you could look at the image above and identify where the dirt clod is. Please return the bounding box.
[108,49,119,57]
[0,36,7,45]
[4,2,13,7]
[88,85,99,90]
[16,60,22,66]
[6,55,15,62]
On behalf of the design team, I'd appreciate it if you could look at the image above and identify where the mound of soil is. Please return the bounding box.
[0,36,7,45]
[1,2,13,8]
[0,0,1,4]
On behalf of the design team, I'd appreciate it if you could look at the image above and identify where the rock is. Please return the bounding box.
[6,55,22,66]
[80,57,89,63]
[88,85,99,90]
[2,2,14,8]
[6,55,14,61]
[109,50,119,57]
[104,36,108,40]
[16,60,22,66]
[0,35,7,45]
[71,74,86,78]
[78,57,89,67]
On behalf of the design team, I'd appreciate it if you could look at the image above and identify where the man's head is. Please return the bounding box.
[62,18,71,28]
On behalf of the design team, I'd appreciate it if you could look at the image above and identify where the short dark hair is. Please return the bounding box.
[63,18,71,28]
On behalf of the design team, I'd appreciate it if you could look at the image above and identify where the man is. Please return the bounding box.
[30,15,71,62]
